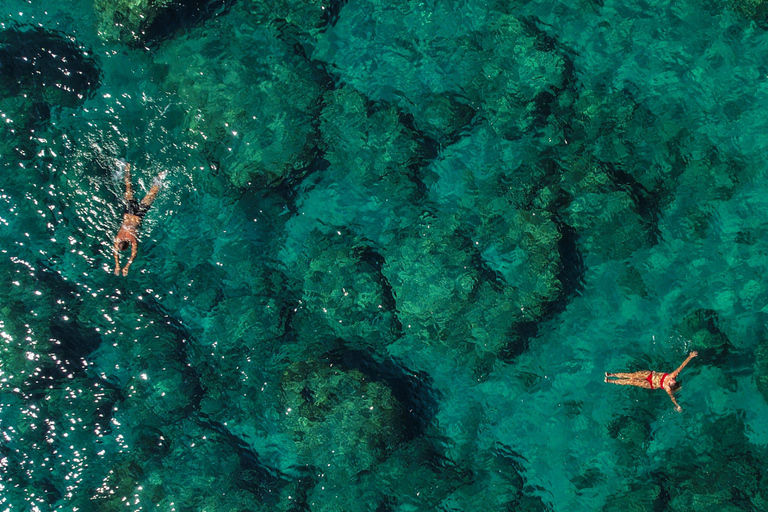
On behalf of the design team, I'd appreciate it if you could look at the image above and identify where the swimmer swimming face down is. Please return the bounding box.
[111,161,166,276]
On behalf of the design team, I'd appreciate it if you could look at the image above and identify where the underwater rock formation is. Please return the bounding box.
[0,280,57,392]
[0,26,100,160]
[304,438,546,511]
[434,443,548,510]
[0,370,121,508]
[603,484,663,512]
[313,0,566,143]
[275,85,428,351]
[247,0,339,38]
[409,125,563,362]
[661,415,763,511]
[281,358,407,478]
[566,87,745,253]
[565,190,647,261]
[94,0,235,47]
[0,100,52,160]
[674,309,730,359]
[474,13,567,141]
[729,0,768,26]
[0,26,101,107]
[415,92,478,142]
[662,147,741,243]
[155,6,322,188]
[568,90,668,204]
[320,86,421,203]
[0,262,100,399]
[381,213,480,339]
[756,339,768,404]
[555,90,671,260]
[72,418,287,511]
[602,413,765,511]
[276,84,424,264]
[617,264,649,298]
[606,413,652,468]
[119,364,201,427]
[284,227,401,353]
[186,279,285,420]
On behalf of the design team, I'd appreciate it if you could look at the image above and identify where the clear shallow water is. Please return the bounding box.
[2,0,768,510]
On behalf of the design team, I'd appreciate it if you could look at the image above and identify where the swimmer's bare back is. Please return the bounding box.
[605,351,698,412]
[112,161,166,276]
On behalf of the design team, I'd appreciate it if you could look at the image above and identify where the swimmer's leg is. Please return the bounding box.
[605,379,644,387]
[606,372,647,379]
[140,170,167,207]
[120,160,133,201]
[605,373,652,389]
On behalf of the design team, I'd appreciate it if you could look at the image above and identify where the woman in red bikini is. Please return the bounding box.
[605,351,698,412]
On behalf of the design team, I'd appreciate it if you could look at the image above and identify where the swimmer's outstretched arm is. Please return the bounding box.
[670,351,698,379]
[666,388,682,412]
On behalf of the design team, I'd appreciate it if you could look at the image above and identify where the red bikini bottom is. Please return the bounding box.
[646,372,654,389]
[647,372,669,389]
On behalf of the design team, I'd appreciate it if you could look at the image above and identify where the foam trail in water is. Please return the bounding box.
[89,141,126,190]
[112,158,129,188]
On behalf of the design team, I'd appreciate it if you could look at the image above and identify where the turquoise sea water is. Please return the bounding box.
[3,0,768,510]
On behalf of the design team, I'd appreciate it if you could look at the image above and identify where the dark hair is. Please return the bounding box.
[669,380,682,391]
[118,240,129,251]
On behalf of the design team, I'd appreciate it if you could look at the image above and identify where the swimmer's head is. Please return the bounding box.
[668,378,681,392]
[118,240,129,251]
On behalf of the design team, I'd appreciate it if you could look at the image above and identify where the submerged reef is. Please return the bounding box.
[475,13,568,141]
[0,26,101,159]
[246,0,337,38]
[756,338,768,404]
[319,86,422,204]
[658,415,765,511]
[94,0,235,47]
[0,26,101,107]
[313,0,567,143]
[729,0,768,26]
[565,189,647,261]
[412,125,563,363]
[283,227,402,353]
[602,398,767,511]
[674,309,730,359]
[154,6,323,188]
[281,359,407,475]
[75,417,287,510]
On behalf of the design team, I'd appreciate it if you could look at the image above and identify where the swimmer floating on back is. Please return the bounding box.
[605,351,698,412]
[112,160,166,276]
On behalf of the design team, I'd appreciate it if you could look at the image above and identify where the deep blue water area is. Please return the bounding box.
[2,0,768,510]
